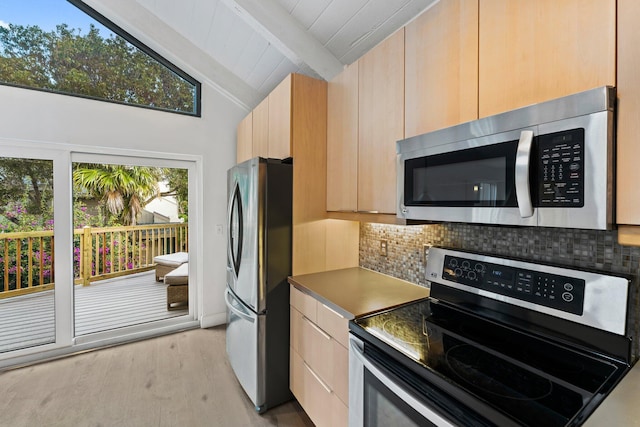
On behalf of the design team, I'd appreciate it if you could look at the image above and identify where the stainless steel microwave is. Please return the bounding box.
[397,86,615,230]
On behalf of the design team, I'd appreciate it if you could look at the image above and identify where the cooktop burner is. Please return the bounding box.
[382,318,428,345]
[445,344,553,401]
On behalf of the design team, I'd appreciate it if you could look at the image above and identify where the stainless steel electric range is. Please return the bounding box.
[349,247,633,426]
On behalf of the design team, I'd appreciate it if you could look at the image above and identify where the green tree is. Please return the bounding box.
[0,158,53,228]
[73,163,162,226]
[0,22,195,112]
[162,168,188,221]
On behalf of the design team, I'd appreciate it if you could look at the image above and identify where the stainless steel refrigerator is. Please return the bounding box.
[225,157,293,413]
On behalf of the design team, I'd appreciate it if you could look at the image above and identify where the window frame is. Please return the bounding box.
[0,0,202,117]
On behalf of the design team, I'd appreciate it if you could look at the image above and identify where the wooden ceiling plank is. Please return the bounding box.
[222,0,344,81]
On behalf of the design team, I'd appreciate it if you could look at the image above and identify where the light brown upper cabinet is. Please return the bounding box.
[327,62,359,212]
[268,74,293,159]
[478,0,615,118]
[236,111,253,164]
[616,0,640,244]
[405,0,478,137]
[358,28,405,214]
[252,97,269,158]
[235,74,296,163]
[234,73,358,274]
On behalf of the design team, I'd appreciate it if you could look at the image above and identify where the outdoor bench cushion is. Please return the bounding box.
[164,262,189,285]
[153,252,189,267]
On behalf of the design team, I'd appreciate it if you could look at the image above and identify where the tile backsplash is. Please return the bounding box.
[360,222,640,359]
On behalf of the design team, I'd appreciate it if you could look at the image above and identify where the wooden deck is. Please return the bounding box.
[0,271,188,353]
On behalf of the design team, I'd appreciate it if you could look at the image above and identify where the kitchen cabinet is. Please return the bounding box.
[268,74,292,160]
[288,268,430,425]
[404,0,478,137]
[616,0,640,244]
[327,62,359,213]
[290,285,349,427]
[236,112,253,164]
[358,28,404,214]
[326,29,404,218]
[478,0,616,118]
[233,74,296,161]
[252,97,269,158]
[288,74,359,275]
[234,73,359,274]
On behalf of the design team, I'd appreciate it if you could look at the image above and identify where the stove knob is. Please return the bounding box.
[562,292,574,302]
[462,260,471,270]
[449,258,458,268]
[475,263,485,273]
[467,270,477,280]
[454,268,463,278]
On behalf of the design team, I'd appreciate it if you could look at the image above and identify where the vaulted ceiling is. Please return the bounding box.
[86,0,438,110]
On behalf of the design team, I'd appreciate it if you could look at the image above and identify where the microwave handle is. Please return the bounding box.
[515,130,534,218]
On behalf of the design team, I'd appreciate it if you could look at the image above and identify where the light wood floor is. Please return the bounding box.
[0,326,314,427]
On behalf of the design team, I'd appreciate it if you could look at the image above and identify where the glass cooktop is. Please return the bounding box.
[351,298,626,426]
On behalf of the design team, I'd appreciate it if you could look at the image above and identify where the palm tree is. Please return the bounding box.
[73,164,161,225]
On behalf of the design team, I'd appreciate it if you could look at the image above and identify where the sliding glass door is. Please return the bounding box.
[0,144,199,368]
[0,146,73,356]
[71,153,195,341]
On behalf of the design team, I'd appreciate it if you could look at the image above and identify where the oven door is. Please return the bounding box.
[349,335,459,427]
[398,127,538,226]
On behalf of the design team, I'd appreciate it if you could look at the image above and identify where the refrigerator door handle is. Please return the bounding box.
[227,182,244,278]
[225,288,255,323]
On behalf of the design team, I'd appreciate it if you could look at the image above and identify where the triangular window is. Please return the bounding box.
[0,0,200,116]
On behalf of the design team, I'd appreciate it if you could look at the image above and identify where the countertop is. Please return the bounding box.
[287,267,430,319]
[584,360,640,426]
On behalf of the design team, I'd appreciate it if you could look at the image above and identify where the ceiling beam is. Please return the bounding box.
[222,0,344,81]
[83,0,262,110]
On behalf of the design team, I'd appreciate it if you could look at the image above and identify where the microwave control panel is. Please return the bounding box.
[441,255,585,315]
[537,128,585,208]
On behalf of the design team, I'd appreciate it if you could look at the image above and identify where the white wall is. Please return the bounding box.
[0,82,246,327]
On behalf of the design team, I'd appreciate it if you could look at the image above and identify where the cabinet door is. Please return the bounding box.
[358,28,404,214]
[252,97,269,158]
[327,62,359,212]
[236,112,253,164]
[478,0,615,118]
[617,0,640,233]
[405,0,478,137]
[268,74,292,159]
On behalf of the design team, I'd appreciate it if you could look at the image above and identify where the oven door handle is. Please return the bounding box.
[515,130,534,218]
[349,339,457,427]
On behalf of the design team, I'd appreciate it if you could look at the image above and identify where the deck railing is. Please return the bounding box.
[0,223,188,299]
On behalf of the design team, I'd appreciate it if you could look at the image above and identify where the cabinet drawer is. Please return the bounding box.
[292,346,348,427]
[300,313,333,388]
[302,359,334,427]
[317,302,349,348]
[290,284,317,322]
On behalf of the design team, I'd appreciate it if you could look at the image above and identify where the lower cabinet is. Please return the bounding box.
[290,285,349,427]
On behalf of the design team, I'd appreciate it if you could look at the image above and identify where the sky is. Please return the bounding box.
[0,0,112,36]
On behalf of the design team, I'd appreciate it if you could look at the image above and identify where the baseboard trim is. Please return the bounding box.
[201,312,227,328]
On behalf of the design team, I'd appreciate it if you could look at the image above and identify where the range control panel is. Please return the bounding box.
[442,255,585,315]
[537,128,585,208]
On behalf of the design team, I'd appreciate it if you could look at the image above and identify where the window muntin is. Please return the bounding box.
[0,0,201,116]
